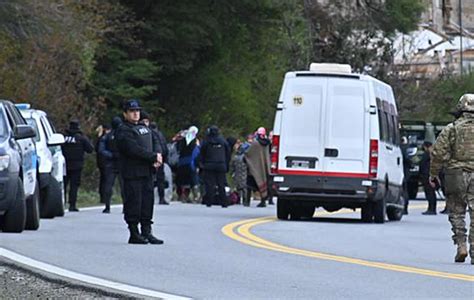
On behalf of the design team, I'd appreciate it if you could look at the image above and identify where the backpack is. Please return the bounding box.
[167,142,179,168]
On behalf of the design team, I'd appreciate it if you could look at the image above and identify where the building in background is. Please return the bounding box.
[393,0,474,78]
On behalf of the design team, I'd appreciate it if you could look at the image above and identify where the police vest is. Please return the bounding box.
[453,118,474,162]
[133,124,153,152]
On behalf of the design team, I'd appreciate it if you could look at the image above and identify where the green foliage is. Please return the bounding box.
[384,0,425,34]
[393,74,474,122]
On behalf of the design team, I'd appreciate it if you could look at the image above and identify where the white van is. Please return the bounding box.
[271,63,405,223]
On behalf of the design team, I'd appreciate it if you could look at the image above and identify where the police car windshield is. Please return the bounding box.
[0,107,7,140]
[25,118,41,142]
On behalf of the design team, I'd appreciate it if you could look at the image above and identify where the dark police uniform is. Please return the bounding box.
[200,126,230,207]
[61,120,94,211]
[116,100,163,244]
[97,117,123,212]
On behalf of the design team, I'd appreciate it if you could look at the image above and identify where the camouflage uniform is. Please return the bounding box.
[430,94,474,263]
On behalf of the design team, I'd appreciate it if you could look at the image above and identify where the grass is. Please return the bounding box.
[76,187,123,208]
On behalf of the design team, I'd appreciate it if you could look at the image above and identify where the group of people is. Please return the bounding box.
[168,125,273,208]
[60,98,273,244]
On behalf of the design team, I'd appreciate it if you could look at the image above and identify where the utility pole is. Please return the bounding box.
[459,0,463,76]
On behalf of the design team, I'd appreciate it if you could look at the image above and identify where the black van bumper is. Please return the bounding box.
[0,172,19,213]
[271,174,379,205]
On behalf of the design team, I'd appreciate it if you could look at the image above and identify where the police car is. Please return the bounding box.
[17,104,66,218]
[0,100,39,232]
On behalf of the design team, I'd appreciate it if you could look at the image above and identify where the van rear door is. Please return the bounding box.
[278,76,326,173]
[322,79,369,176]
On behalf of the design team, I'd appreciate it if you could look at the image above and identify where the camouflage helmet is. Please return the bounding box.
[455,94,474,113]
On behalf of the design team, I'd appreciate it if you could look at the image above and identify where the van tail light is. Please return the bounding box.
[271,135,280,174]
[369,139,378,178]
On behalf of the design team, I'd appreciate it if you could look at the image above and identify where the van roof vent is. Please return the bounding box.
[309,63,352,74]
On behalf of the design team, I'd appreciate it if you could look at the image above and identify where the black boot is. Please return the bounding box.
[257,200,266,208]
[128,224,148,244]
[141,224,164,245]
[103,204,110,213]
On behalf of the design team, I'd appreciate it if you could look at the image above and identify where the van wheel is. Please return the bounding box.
[277,198,290,220]
[387,194,405,221]
[289,206,302,220]
[373,197,386,224]
[361,203,373,223]
[25,182,40,230]
[40,175,62,219]
[301,206,315,219]
[3,178,26,233]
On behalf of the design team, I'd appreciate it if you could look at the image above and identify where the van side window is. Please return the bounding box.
[391,115,399,145]
[376,98,388,142]
[385,111,394,144]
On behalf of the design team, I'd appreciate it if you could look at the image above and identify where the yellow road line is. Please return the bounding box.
[221,204,474,283]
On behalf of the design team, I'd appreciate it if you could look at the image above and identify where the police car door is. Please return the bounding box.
[5,103,37,196]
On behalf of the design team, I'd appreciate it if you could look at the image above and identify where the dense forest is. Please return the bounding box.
[0,0,470,138]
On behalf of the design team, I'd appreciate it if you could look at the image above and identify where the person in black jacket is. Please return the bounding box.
[200,125,230,207]
[116,99,164,245]
[140,112,169,205]
[62,120,94,212]
[97,117,123,213]
[420,141,437,215]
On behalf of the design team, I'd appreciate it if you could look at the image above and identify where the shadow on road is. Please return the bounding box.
[293,217,365,224]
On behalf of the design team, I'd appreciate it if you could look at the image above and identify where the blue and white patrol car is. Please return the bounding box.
[0,100,39,232]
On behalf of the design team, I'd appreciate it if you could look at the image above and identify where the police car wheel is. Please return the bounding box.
[25,182,40,230]
[2,178,26,233]
[40,175,62,219]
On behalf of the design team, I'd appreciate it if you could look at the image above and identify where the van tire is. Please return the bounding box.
[25,182,40,230]
[277,198,290,220]
[387,193,405,221]
[289,206,302,220]
[3,178,26,233]
[373,197,386,224]
[301,206,315,219]
[40,175,62,219]
[361,203,373,223]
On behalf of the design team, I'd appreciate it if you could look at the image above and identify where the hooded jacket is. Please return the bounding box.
[200,128,230,172]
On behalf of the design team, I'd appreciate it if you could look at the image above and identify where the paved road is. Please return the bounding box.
[0,199,473,299]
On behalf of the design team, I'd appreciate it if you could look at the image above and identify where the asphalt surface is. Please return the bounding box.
[0,198,473,300]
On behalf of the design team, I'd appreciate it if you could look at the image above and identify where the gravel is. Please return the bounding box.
[0,259,138,299]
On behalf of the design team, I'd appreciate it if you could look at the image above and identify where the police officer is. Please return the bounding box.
[97,117,123,213]
[116,99,163,245]
[430,94,474,264]
[200,125,230,207]
[420,142,436,215]
[62,120,94,212]
[140,112,169,205]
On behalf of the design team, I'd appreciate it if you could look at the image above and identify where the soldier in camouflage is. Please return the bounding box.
[430,94,474,264]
